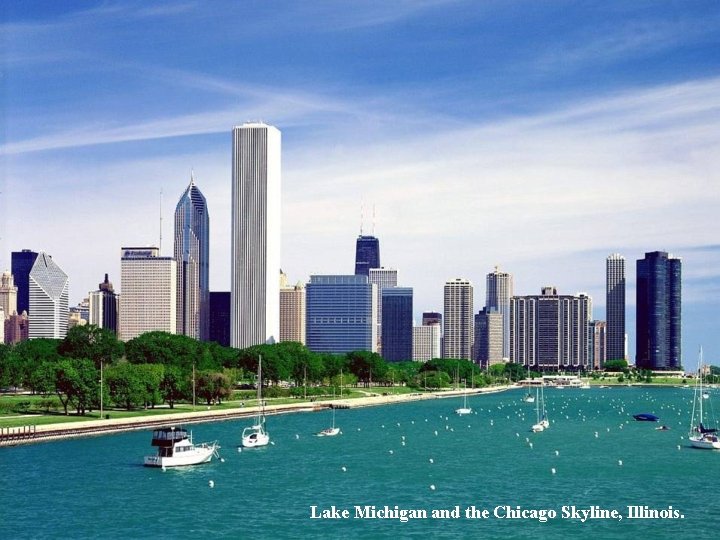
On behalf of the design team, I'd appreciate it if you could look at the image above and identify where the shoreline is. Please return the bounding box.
[0,385,516,447]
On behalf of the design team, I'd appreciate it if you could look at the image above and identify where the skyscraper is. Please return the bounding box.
[11,249,38,315]
[474,307,503,368]
[0,271,18,319]
[174,173,210,341]
[368,267,398,353]
[306,275,377,355]
[443,278,474,360]
[510,287,592,370]
[486,267,513,360]
[381,287,413,361]
[354,235,380,276]
[589,320,607,370]
[209,292,231,347]
[606,254,626,361]
[231,123,281,349]
[412,323,441,362]
[636,251,681,370]
[28,252,69,339]
[119,247,177,341]
[279,271,306,344]
[88,274,118,333]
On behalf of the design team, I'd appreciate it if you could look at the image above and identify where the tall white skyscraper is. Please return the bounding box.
[28,252,69,339]
[231,123,281,349]
[368,267,398,353]
[606,254,625,361]
[486,266,513,360]
[443,278,474,360]
[119,247,177,341]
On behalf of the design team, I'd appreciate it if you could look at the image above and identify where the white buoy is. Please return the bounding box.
[270,441,275,445]
[434,430,438,436]
[220,458,225,463]
[401,441,406,446]
[341,466,347,472]
[209,480,215,488]
[430,484,436,491]
[551,468,556,474]
[389,450,394,454]
[529,442,533,449]
[677,445,681,450]
[595,432,599,438]
[618,460,623,466]
[237,447,242,453]
[429,458,434,463]
[554,450,559,456]
[295,434,300,439]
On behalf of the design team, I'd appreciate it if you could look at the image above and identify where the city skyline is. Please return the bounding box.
[2,3,719,362]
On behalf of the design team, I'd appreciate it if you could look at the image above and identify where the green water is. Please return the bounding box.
[1,387,718,539]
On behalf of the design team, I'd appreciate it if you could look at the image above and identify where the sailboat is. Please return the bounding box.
[688,348,720,450]
[523,364,535,403]
[318,372,342,436]
[241,356,270,448]
[455,378,472,416]
[531,383,549,432]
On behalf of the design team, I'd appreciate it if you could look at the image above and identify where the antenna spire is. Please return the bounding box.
[159,188,163,253]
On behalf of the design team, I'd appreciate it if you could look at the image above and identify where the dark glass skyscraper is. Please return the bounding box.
[11,249,38,315]
[354,235,380,276]
[381,287,413,362]
[174,174,210,341]
[636,251,681,370]
[209,292,231,347]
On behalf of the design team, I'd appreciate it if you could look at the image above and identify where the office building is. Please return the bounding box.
[510,287,592,370]
[636,251,681,370]
[28,252,69,339]
[443,278,474,360]
[209,292,231,347]
[413,323,441,362]
[474,307,503,368]
[381,287,413,361]
[231,123,281,349]
[280,271,306,344]
[354,235,380,277]
[119,247,176,341]
[486,267,513,359]
[11,249,38,315]
[88,274,119,333]
[589,320,607,370]
[606,254,626,361]
[306,275,377,355]
[422,312,442,326]
[4,312,28,344]
[368,267,398,352]
[174,173,210,341]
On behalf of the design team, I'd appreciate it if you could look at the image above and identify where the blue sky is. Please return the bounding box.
[2,1,719,365]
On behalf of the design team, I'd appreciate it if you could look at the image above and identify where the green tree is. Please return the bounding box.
[106,362,146,410]
[8,338,61,391]
[347,350,388,386]
[196,371,232,405]
[59,325,124,369]
[605,359,629,372]
[135,363,164,408]
[160,365,185,408]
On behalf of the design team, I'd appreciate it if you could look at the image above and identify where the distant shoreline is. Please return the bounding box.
[0,385,514,447]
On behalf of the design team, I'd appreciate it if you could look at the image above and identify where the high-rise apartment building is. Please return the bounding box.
[443,278,474,360]
[209,292,231,347]
[11,249,38,315]
[381,287,413,361]
[231,123,281,349]
[354,235,380,277]
[486,267,513,359]
[306,275,377,355]
[0,271,18,319]
[119,247,176,341]
[510,287,592,370]
[28,252,69,339]
[88,274,118,333]
[606,254,626,361]
[636,251,681,370]
[474,307,503,368]
[174,174,210,341]
[279,271,306,344]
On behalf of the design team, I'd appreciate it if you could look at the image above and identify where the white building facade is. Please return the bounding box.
[28,253,69,339]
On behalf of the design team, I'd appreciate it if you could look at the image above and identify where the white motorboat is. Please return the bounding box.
[689,348,720,450]
[144,427,219,467]
[242,356,270,448]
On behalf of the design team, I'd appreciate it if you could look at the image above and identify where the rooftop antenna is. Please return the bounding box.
[360,203,364,236]
[159,187,163,253]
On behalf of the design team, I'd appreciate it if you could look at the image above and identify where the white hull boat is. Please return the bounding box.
[144,427,219,467]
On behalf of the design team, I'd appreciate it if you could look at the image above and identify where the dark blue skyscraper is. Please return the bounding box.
[11,249,38,315]
[381,287,413,362]
[636,251,681,370]
[354,235,380,276]
[209,292,231,347]
[174,174,210,340]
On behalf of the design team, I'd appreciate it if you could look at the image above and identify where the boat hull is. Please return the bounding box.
[455,408,472,415]
[690,436,720,450]
[317,427,340,437]
[242,427,270,448]
[144,444,217,467]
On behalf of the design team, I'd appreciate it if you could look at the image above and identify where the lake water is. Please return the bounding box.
[1,387,718,539]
